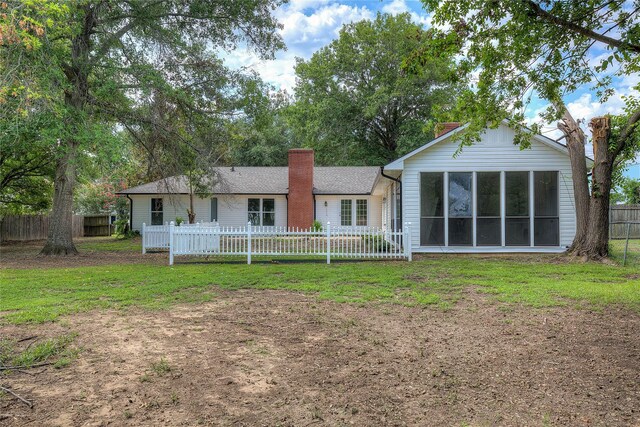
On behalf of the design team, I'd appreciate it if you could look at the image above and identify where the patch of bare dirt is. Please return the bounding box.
[1,290,639,426]
[0,238,166,269]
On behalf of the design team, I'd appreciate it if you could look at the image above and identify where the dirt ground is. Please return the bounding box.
[1,289,638,426]
[0,239,167,269]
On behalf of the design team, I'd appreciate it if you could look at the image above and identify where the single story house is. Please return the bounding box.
[119,121,590,253]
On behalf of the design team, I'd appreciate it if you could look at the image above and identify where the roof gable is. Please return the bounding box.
[384,120,592,171]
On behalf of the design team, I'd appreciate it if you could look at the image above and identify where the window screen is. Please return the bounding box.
[420,173,444,245]
[476,172,501,245]
[448,172,472,245]
[505,172,530,245]
[534,171,559,246]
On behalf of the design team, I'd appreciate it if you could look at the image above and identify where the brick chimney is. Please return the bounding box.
[288,149,314,229]
[435,122,461,138]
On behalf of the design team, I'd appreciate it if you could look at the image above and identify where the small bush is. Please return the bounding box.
[311,220,323,232]
[175,217,184,226]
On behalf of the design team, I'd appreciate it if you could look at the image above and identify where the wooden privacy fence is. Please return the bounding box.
[142,222,412,265]
[0,215,84,242]
[610,205,640,239]
[83,215,113,237]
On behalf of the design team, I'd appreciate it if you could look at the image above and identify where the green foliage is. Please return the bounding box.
[362,235,391,252]
[311,220,323,232]
[414,0,640,150]
[175,217,184,226]
[74,182,123,215]
[615,177,640,204]
[0,238,638,324]
[290,13,462,165]
[0,0,285,248]
[228,85,293,166]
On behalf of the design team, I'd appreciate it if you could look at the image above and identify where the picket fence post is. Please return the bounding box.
[247,221,252,265]
[326,221,331,264]
[142,222,146,254]
[169,221,175,266]
[405,222,412,262]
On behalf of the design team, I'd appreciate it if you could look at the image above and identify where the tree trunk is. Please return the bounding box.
[41,141,79,255]
[188,192,196,224]
[580,117,613,259]
[557,110,590,254]
[41,5,96,255]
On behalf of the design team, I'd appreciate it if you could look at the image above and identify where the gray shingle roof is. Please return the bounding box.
[118,166,380,195]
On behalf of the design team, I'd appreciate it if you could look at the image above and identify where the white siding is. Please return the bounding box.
[400,124,576,252]
[314,195,383,228]
[130,194,287,230]
[216,195,287,228]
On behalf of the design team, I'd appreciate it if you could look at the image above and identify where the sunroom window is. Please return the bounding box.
[448,172,472,245]
[534,171,559,246]
[420,172,444,245]
[505,172,530,246]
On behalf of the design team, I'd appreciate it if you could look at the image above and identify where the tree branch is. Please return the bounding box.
[522,0,640,53]
[612,107,640,158]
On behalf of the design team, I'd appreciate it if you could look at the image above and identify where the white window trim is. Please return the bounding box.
[339,198,369,227]
[248,198,275,227]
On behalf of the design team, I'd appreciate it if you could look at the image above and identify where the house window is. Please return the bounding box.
[420,172,444,245]
[248,198,261,225]
[534,171,559,246]
[211,198,218,222]
[248,198,275,226]
[505,171,530,245]
[151,198,163,225]
[341,200,352,226]
[476,172,501,245]
[262,198,275,226]
[356,199,368,226]
[448,172,472,245]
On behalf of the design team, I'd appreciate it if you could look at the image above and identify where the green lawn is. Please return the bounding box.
[1,239,638,324]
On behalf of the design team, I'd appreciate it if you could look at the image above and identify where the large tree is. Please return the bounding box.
[1,0,284,254]
[228,83,294,167]
[414,0,640,259]
[290,12,461,166]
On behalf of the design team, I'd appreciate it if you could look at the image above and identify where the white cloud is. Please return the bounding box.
[222,2,377,92]
[381,0,410,14]
[277,3,374,45]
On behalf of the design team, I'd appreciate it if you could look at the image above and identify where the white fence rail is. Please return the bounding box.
[142,222,412,265]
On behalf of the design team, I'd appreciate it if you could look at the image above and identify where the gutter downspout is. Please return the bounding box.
[125,195,133,232]
[380,166,402,231]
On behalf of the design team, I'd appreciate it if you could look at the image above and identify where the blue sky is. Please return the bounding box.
[223,0,639,178]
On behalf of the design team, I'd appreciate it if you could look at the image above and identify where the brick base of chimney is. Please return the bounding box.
[288,149,314,229]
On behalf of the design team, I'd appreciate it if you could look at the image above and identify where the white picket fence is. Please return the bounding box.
[142,222,412,265]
